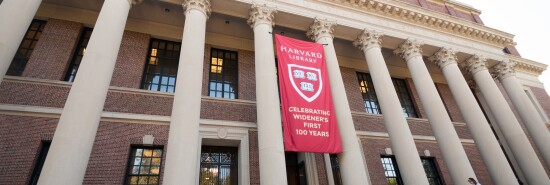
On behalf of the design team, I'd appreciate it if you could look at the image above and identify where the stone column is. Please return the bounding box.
[37,0,139,184]
[0,0,42,81]
[247,4,288,185]
[465,55,550,185]
[353,30,429,185]
[429,48,516,184]
[162,1,210,184]
[493,60,550,168]
[395,40,476,184]
[306,19,370,185]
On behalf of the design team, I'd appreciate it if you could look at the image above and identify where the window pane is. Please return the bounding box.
[7,20,47,76]
[392,78,418,118]
[356,72,382,114]
[208,48,238,99]
[65,28,93,82]
[140,39,181,93]
[380,156,402,185]
[126,146,163,185]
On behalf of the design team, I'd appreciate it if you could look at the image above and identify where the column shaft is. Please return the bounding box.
[0,0,42,81]
[163,2,209,184]
[38,0,132,184]
[354,31,429,184]
[431,49,516,184]
[248,5,288,184]
[307,20,370,185]
[467,56,550,184]
[499,72,550,168]
[396,41,475,185]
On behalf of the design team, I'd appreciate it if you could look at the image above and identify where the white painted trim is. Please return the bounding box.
[198,126,250,185]
[323,154,335,185]
[355,131,475,144]
[523,87,550,122]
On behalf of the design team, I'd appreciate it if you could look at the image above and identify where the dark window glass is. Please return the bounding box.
[381,156,403,185]
[356,72,418,117]
[329,154,343,185]
[141,39,181,93]
[421,157,443,185]
[28,141,51,185]
[65,28,93,82]
[125,146,163,185]
[208,48,238,99]
[357,72,381,114]
[7,20,47,76]
[199,146,238,185]
[392,78,418,118]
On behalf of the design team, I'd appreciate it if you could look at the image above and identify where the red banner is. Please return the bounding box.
[275,35,342,153]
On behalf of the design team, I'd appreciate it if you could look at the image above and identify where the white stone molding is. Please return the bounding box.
[395,39,423,62]
[323,154,336,185]
[142,135,155,145]
[353,29,383,52]
[429,47,458,69]
[317,0,514,47]
[182,0,212,18]
[127,0,143,5]
[305,153,320,185]
[511,55,547,76]
[423,150,431,157]
[465,55,488,75]
[492,59,517,80]
[198,127,250,185]
[247,4,277,28]
[306,18,337,42]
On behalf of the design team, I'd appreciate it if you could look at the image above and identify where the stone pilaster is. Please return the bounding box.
[354,31,429,185]
[429,48,517,184]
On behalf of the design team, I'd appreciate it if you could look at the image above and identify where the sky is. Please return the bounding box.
[457,0,550,96]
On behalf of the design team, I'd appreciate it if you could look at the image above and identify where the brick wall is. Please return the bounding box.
[341,67,365,112]
[406,78,427,118]
[0,81,69,108]
[248,131,260,185]
[530,86,550,119]
[0,114,58,185]
[110,31,150,88]
[22,19,82,81]
[315,153,329,185]
[238,50,256,101]
[436,83,465,123]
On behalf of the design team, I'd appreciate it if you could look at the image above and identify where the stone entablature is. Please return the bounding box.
[318,0,514,47]
[509,55,548,76]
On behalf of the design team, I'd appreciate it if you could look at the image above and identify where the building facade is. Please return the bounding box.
[0,0,549,184]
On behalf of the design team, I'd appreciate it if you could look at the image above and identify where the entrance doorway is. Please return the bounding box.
[286,152,308,185]
[199,146,238,185]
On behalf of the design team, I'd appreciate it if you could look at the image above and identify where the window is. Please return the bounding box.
[29,141,51,185]
[357,72,381,114]
[141,39,180,92]
[421,157,443,185]
[65,28,93,82]
[208,48,238,99]
[200,146,238,185]
[329,154,343,185]
[381,156,403,185]
[356,72,418,118]
[125,146,163,185]
[7,20,46,76]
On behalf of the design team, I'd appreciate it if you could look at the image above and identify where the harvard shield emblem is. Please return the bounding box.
[288,64,323,102]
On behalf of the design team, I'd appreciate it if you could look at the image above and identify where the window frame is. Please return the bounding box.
[28,141,51,185]
[64,27,93,82]
[124,146,164,185]
[7,19,47,76]
[380,155,403,185]
[357,72,382,114]
[208,48,239,99]
[140,38,181,93]
[421,157,444,185]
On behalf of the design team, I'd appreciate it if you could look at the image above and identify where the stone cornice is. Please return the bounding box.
[318,0,515,47]
[492,60,517,80]
[247,4,277,28]
[182,0,212,18]
[353,29,383,51]
[508,55,548,76]
[395,39,423,62]
[429,47,458,69]
[306,18,337,42]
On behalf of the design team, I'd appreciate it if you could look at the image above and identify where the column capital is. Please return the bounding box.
[395,39,423,62]
[182,0,211,18]
[306,18,337,42]
[492,60,517,80]
[128,0,143,5]
[247,4,277,29]
[428,47,458,69]
[353,29,383,51]
[465,55,488,75]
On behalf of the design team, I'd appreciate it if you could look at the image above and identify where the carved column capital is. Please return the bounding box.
[127,0,143,5]
[353,29,383,51]
[465,55,488,75]
[428,47,458,70]
[492,59,517,80]
[306,18,337,42]
[395,39,423,62]
[182,0,211,18]
[247,4,277,29]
